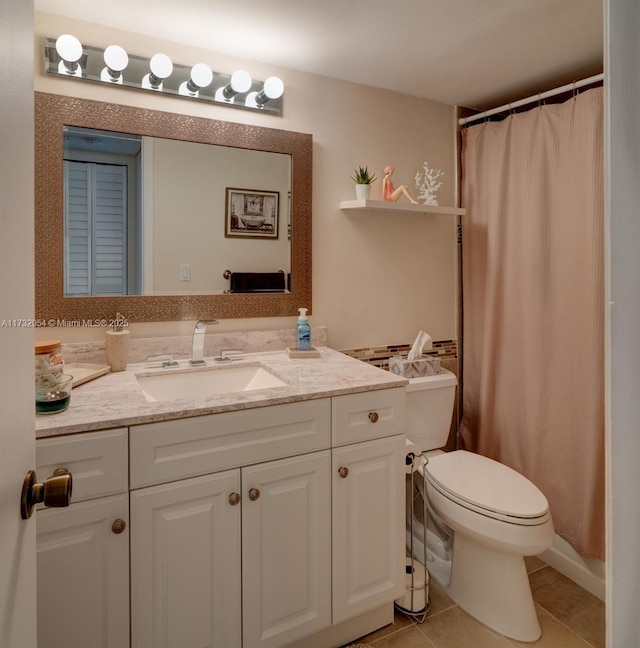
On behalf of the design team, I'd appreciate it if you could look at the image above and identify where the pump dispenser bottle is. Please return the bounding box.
[105,312,130,372]
[296,308,311,351]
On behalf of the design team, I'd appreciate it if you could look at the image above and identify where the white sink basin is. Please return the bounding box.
[136,364,287,402]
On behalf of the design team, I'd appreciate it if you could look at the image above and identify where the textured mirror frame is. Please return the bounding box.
[35,92,312,322]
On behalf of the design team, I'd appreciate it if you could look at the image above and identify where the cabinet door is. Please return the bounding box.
[242,451,331,648]
[332,435,405,623]
[130,470,241,648]
[36,494,129,648]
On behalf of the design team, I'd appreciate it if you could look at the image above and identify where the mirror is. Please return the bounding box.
[35,92,312,322]
[62,127,292,296]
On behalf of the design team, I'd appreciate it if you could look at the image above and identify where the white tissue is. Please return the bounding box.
[407,330,433,361]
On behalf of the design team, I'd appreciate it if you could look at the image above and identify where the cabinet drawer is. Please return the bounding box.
[332,388,405,446]
[130,399,331,488]
[36,428,128,502]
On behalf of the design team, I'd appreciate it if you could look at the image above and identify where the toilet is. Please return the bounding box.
[405,369,554,642]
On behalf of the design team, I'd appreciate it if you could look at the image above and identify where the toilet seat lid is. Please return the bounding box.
[424,451,549,520]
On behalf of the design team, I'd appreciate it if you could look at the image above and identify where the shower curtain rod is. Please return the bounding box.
[458,73,604,126]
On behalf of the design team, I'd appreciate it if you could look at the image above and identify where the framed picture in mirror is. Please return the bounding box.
[225,188,279,239]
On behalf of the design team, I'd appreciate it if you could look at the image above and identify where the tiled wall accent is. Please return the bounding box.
[339,339,458,371]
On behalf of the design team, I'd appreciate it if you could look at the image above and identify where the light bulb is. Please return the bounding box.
[55,34,82,63]
[191,63,213,89]
[180,63,214,96]
[104,45,128,73]
[55,34,83,75]
[247,76,285,108]
[150,53,173,80]
[230,69,252,94]
[216,69,253,102]
[101,45,128,83]
[263,76,284,100]
[143,53,173,90]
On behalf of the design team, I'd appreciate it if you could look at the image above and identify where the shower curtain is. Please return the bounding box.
[459,88,604,558]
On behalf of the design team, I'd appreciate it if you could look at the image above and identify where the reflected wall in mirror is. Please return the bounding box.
[63,127,291,296]
[35,92,312,321]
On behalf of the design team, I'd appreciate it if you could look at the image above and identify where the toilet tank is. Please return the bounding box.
[405,369,457,451]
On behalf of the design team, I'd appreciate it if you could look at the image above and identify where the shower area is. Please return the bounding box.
[457,82,605,567]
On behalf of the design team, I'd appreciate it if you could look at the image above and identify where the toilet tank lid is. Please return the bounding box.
[407,368,457,392]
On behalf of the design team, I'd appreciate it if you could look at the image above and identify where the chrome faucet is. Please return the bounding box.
[190,319,219,365]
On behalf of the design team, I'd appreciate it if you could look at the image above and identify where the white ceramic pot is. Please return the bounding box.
[355,184,371,200]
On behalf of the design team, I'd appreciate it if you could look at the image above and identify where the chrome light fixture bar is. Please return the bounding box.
[44,37,284,115]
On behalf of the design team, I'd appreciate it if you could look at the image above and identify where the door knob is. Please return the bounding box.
[21,469,73,519]
[248,488,260,501]
[111,519,127,534]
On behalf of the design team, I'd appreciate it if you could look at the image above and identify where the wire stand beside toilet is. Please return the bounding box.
[394,449,430,623]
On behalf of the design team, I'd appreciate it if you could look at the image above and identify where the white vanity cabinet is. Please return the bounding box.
[130,469,243,648]
[129,452,332,648]
[331,435,405,623]
[35,428,130,648]
[36,384,406,648]
[331,389,406,623]
[241,451,332,648]
[129,399,333,648]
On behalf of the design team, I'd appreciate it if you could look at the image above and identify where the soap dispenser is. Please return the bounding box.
[296,308,311,351]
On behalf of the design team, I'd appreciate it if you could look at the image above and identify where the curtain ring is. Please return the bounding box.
[572,80,578,99]
[538,92,542,109]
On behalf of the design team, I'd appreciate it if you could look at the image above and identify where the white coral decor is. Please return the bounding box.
[415,162,444,206]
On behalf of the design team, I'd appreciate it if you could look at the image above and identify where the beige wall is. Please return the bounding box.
[150,139,291,293]
[35,13,458,349]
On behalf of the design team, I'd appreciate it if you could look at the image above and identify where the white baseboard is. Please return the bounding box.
[539,533,605,600]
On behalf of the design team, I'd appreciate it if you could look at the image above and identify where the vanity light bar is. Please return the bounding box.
[44,37,284,116]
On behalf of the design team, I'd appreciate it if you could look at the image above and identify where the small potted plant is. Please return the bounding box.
[351,165,377,200]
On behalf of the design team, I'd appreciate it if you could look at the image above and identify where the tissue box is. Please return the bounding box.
[389,354,440,378]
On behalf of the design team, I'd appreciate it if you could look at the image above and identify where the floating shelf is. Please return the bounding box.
[340,199,465,216]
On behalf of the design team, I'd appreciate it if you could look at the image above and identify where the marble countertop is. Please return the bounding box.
[35,347,407,438]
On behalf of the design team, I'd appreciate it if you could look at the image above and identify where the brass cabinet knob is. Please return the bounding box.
[368,412,379,423]
[248,488,260,501]
[20,469,73,520]
[111,519,127,534]
[338,466,349,479]
[228,492,241,506]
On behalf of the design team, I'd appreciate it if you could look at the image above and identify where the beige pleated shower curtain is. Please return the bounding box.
[459,88,605,558]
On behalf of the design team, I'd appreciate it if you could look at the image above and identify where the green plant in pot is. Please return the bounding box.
[351,165,377,200]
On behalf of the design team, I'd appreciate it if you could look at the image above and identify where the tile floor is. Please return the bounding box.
[345,557,605,648]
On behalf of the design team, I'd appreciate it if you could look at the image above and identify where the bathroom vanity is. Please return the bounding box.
[35,348,407,648]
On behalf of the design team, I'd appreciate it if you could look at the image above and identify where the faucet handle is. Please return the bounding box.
[218,349,243,361]
[147,354,178,367]
[195,319,219,330]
